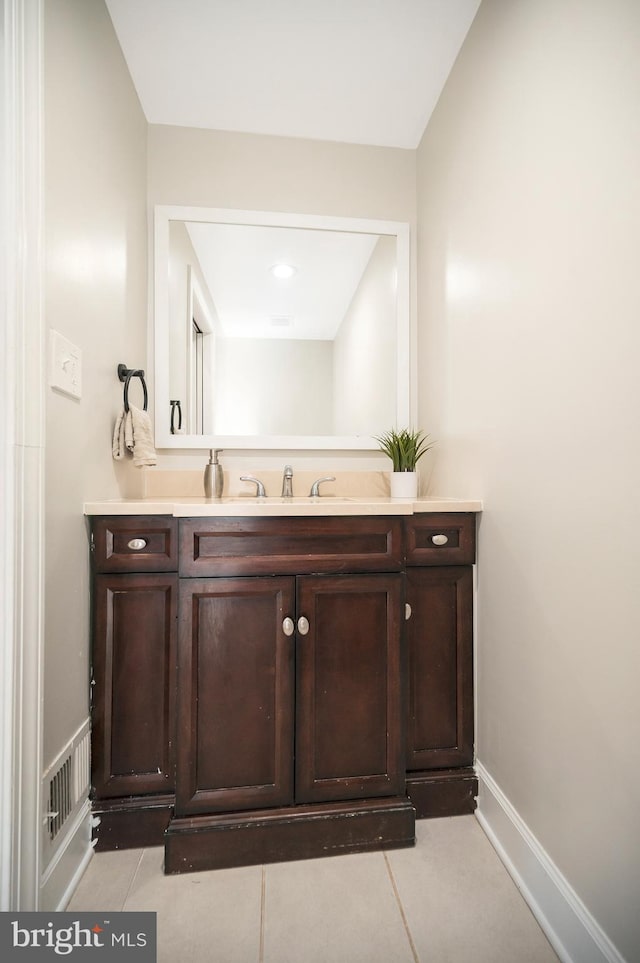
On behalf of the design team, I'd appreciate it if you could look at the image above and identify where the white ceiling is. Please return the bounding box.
[186,222,380,339]
[105,0,481,149]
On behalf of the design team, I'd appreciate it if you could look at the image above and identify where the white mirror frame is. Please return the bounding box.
[153,205,411,450]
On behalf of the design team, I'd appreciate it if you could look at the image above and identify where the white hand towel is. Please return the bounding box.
[112,405,157,467]
[112,408,127,460]
[125,404,157,467]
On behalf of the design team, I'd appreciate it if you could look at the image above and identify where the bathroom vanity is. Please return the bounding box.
[88,500,478,873]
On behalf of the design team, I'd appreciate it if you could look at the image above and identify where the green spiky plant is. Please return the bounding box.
[375,427,434,472]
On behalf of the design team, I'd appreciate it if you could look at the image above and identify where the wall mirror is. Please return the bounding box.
[153,205,411,450]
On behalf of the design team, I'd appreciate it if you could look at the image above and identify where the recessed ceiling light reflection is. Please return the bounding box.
[270,263,297,279]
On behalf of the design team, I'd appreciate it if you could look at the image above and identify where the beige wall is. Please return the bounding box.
[417,0,640,957]
[148,125,416,224]
[215,338,333,435]
[44,0,147,765]
[333,236,398,435]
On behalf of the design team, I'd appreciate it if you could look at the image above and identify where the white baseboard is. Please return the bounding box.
[476,762,626,963]
[39,801,93,911]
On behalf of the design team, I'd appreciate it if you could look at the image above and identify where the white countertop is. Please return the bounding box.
[83,495,482,517]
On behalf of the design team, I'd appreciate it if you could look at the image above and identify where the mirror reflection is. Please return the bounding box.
[154,208,410,450]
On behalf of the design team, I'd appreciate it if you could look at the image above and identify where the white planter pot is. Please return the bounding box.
[389,471,418,498]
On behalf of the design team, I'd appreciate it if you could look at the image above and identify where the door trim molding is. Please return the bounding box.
[0,0,45,911]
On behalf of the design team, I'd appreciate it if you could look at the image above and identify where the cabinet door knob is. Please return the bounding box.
[297,616,310,636]
[431,534,449,546]
[282,617,295,637]
[405,603,412,621]
[127,537,147,551]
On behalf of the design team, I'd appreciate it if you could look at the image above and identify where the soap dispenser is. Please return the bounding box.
[204,449,223,499]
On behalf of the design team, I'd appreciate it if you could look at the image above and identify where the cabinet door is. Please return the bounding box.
[406,567,473,770]
[176,577,295,815]
[295,574,404,804]
[92,573,178,798]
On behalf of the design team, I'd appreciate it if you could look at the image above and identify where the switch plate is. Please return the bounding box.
[49,329,82,399]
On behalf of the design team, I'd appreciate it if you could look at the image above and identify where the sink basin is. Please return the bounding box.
[220,496,355,505]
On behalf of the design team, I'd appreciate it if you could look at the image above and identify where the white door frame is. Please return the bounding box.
[0,0,45,911]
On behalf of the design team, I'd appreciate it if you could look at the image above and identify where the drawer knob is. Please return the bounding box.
[405,603,412,621]
[282,617,295,637]
[297,616,310,636]
[127,537,148,551]
[431,534,449,546]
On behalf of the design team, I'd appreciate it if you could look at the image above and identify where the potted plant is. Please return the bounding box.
[375,427,434,498]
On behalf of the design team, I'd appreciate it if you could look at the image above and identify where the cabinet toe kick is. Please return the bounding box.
[164,797,416,873]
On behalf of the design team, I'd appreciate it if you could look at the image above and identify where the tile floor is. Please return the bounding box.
[68,815,560,963]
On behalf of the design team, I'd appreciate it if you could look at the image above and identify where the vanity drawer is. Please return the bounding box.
[92,516,178,573]
[404,514,476,566]
[179,516,404,577]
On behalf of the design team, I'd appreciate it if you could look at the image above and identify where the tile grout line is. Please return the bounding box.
[121,848,146,911]
[259,864,266,963]
[383,851,420,963]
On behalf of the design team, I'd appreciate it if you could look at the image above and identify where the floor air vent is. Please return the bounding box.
[42,721,90,859]
[47,754,73,841]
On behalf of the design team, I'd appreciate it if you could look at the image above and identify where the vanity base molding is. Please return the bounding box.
[91,795,174,852]
[406,769,478,820]
[164,796,416,874]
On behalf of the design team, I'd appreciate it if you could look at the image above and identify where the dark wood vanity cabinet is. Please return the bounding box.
[89,510,476,867]
[90,516,179,849]
[165,516,411,872]
[404,514,477,818]
[176,573,404,819]
[176,576,296,816]
[294,573,404,805]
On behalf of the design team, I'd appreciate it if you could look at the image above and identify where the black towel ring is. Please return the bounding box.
[117,363,148,412]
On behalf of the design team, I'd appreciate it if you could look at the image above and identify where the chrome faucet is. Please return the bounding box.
[281,464,293,497]
[240,475,266,497]
[309,476,336,497]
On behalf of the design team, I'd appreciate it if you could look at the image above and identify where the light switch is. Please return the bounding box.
[49,329,82,399]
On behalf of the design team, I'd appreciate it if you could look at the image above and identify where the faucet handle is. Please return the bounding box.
[309,476,336,497]
[240,475,266,497]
